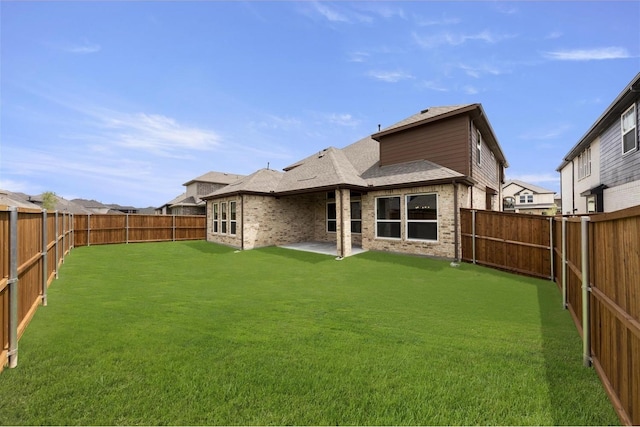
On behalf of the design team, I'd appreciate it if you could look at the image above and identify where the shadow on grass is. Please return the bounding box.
[181,240,238,255]
[536,279,620,425]
[352,250,451,273]
[256,246,333,265]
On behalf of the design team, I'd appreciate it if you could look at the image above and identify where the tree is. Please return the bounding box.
[42,191,57,211]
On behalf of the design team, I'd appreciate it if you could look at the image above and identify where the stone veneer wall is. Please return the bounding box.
[360,184,465,259]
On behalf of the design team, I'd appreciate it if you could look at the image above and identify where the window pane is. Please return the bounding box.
[230,222,236,235]
[623,130,636,153]
[622,108,635,132]
[527,195,533,203]
[351,220,361,234]
[221,203,227,220]
[351,201,361,220]
[377,222,400,238]
[327,202,336,220]
[230,202,236,221]
[377,197,400,220]
[408,222,437,240]
[327,220,337,232]
[407,194,437,220]
[221,221,227,233]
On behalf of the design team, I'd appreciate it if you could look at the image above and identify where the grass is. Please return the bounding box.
[0,241,619,425]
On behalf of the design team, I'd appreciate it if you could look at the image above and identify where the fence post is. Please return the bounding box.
[126,214,129,244]
[471,210,477,264]
[55,211,59,278]
[561,217,567,309]
[581,216,591,367]
[172,215,176,242]
[8,207,19,368]
[549,217,554,281]
[87,214,91,247]
[41,210,48,306]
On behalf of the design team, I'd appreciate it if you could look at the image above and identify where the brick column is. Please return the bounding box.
[336,189,352,258]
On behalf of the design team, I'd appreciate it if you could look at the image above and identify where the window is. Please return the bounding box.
[376,196,401,238]
[351,201,362,234]
[213,203,219,233]
[622,104,637,154]
[577,147,591,179]
[229,201,237,235]
[586,195,596,213]
[519,193,534,204]
[406,194,438,241]
[221,202,227,234]
[326,192,336,232]
[503,197,515,210]
[476,130,482,165]
[327,202,337,232]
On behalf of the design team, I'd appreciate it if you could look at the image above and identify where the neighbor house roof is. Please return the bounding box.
[557,72,640,171]
[204,168,284,198]
[183,171,245,186]
[503,180,555,195]
[0,190,41,209]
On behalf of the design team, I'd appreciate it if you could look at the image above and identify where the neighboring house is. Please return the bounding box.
[71,199,113,214]
[558,72,640,214]
[202,104,508,259]
[158,171,245,215]
[502,180,557,215]
[0,190,41,209]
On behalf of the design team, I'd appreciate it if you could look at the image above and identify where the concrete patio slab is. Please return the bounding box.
[278,241,367,257]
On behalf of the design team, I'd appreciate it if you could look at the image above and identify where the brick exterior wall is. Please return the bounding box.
[360,184,463,259]
[207,183,472,259]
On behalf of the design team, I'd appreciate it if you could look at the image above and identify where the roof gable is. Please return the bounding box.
[183,171,245,186]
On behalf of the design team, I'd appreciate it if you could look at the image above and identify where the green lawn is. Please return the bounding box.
[0,241,618,425]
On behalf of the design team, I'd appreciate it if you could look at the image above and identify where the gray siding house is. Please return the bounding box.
[558,72,640,214]
[202,104,508,259]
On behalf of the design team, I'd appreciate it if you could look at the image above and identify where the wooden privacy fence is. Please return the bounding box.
[1,210,206,371]
[73,214,206,246]
[0,207,73,371]
[462,206,640,425]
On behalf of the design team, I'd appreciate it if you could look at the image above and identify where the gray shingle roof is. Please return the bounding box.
[376,104,476,135]
[203,168,284,197]
[183,171,245,186]
[503,180,555,195]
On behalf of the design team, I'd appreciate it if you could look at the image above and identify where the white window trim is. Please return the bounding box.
[476,130,482,166]
[375,195,401,240]
[212,203,219,234]
[220,202,227,234]
[405,193,438,242]
[621,104,637,156]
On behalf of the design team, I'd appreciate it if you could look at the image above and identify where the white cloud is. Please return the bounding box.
[413,30,515,48]
[313,2,349,23]
[327,113,360,127]
[462,85,479,95]
[419,80,449,92]
[368,70,414,83]
[250,114,301,131]
[348,51,370,63]
[50,38,101,54]
[543,47,631,61]
[545,31,563,40]
[459,63,506,78]
[416,15,461,26]
[97,111,221,157]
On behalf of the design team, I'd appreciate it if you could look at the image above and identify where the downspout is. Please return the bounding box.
[453,180,459,262]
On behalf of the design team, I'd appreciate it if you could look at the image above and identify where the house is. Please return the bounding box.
[157,171,245,215]
[0,190,42,209]
[202,104,508,259]
[558,72,640,214]
[502,180,557,215]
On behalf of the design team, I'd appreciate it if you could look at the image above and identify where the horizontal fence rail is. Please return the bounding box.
[1,209,206,372]
[462,206,640,425]
[0,207,73,371]
[73,214,206,247]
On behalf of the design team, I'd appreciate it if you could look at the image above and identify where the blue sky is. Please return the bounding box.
[1,1,638,207]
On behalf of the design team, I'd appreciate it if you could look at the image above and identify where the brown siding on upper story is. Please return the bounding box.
[470,119,501,191]
[378,115,470,175]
